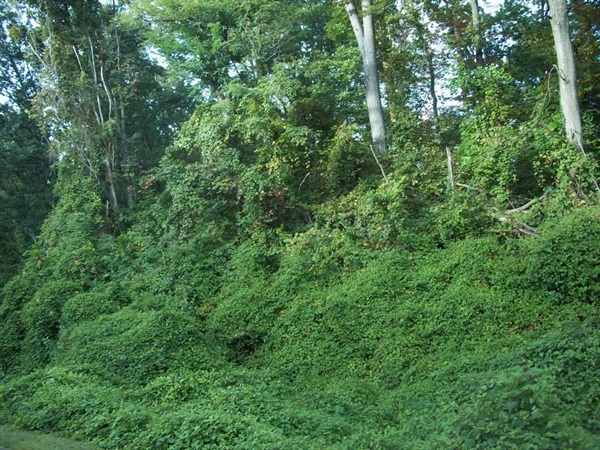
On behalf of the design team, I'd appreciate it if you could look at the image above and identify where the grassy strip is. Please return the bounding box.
[0,426,99,450]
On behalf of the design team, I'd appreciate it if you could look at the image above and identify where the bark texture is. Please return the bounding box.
[345,0,387,155]
[469,0,483,65]
[548,0,583,148]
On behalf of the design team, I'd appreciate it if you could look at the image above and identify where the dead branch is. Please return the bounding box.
[494,196,544,236]
[298,172,312,195]
[504,197,540,215]
[446,147,455,191]
[456,182,478,191]
[370,145,388,183]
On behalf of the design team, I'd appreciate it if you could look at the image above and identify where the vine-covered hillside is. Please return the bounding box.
[1,0,599,448]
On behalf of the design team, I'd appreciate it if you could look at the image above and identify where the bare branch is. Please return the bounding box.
[100,64,113,120]
[446,147,455,191]
[72,45,84,73]
[504,197,539,215]
[456,182,478,191]
[87,36,104,125]
[298,172,312,195]
[370,145,388,183]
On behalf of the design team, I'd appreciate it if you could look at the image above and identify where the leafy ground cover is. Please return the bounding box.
[0,206,598,449]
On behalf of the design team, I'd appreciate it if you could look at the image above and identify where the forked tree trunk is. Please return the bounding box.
[344,0,387,156]
[548,0,583,148]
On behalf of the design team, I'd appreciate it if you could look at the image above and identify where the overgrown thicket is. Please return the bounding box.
[0,0,599,448]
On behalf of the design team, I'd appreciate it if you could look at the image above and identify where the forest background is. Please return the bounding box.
[0,0,599,448]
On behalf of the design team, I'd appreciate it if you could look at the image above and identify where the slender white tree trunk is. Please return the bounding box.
[548,0,583,148]
[344,0,387,155]
[469,0,483,65]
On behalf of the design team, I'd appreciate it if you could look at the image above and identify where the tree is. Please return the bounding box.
[0,1,53,287]
[343,0,387,155]
[28,0,183,224]
[548,0,583,148]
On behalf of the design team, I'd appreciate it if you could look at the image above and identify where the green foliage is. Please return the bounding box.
[2,207,600,448]
[2,0,600,448]
[32,167,107,288]
[160,104,243,238]
[0,11,53,286]
[111,227,228,305]
[301,170,436,255]
[0,272,42,374]
[131,408,273,450]
[18,280,81,372]
[528,111,599,204]
[55,299,225,386]
[60,285,127,329]
[430,321,600,449]
[455,65,537,205]
[526,205,600,303]
[430,190,495,242]
[0,367,153,447]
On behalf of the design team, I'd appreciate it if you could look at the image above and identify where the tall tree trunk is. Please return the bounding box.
[469,0,483,66]
[380,26,396,124]
[345,0,387,156]
[548,0,583,148]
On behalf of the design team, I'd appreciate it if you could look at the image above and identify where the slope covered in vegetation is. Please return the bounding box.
[1,0,599,448]
[1,201,598,448]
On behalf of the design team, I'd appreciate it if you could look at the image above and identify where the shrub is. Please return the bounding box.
[526,205,600,303]
[60,285,126,329]
[55,299,225,386]
[0,273,42,374]
[18,280,81,372]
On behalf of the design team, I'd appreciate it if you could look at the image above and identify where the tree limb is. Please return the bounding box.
[344,1,365,58]
[370,145,388,183]
[504,197,540,215]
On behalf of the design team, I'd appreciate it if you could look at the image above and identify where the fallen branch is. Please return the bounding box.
[504,197,542,215]
[456,182,479,191]
[518,223,537,236]
[494,196,544,236]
